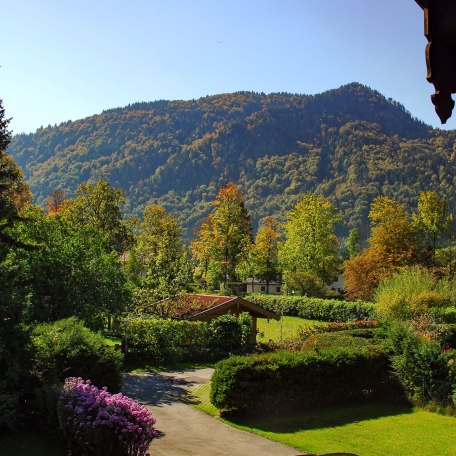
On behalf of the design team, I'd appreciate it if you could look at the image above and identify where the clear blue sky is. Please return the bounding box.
[2,0,451,134]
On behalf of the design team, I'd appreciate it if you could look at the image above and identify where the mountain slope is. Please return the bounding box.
[8,83,456,239]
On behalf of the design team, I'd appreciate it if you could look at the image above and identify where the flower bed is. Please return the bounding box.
[58,378,157,456]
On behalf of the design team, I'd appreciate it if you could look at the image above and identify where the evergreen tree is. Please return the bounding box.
[0,99,32,429]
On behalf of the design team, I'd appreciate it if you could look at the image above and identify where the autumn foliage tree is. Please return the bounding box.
[191,183,252,289]
[60,180,133,254]
[344,196,421,301]
[46,189,65,214]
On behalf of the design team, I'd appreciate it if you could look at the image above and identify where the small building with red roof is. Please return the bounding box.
[157,293,279,343]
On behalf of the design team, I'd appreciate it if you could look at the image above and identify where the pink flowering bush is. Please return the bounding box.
[58,378,157,456]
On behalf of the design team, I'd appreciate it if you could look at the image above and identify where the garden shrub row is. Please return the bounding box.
[210,346,402,414]
[125,314,253,363]
[126,318,211,363]
[247,293,375,321]
[300,330,388,351]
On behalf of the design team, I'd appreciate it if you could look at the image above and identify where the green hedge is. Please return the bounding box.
[247,293,375,321]
[210,346,401,414]
[126,317,212,363]
[31,318,123,392]
[125,314,253,363]
[301,330,387,351]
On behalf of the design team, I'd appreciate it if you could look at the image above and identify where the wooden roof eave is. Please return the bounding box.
[188,297,280,321]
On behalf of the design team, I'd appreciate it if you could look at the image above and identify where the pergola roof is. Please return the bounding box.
[161,293,280,321]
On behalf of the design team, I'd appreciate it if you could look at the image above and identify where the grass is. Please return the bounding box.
[0,431,65,456]
[190,382,456,456]
[257,315,323,342]
[104,335,122,347]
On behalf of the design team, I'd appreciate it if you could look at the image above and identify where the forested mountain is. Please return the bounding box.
[8,83,456,240]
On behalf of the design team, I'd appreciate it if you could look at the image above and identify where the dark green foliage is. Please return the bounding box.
[440,323,456,348]
[209,314,243,351]
[247,293,375,321]
[125,314,253,364]
[125,317,212,363]
[429,306,456,323]
[18,208,131,330]
[301,330,387,351]
[387,320,454,407]
[0,99,33,430]
[31,318,123,392]
[9,84,452,241]
[210,346,400,414]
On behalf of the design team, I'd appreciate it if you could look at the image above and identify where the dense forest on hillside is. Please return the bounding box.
[8,83,456,240]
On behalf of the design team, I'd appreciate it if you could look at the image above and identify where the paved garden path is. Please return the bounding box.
[122,368,301,456]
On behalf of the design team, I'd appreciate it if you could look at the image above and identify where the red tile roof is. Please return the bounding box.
[169,294,236,319]
[158,293,279,321]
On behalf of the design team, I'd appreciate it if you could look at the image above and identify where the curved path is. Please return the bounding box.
[122,368,301,456]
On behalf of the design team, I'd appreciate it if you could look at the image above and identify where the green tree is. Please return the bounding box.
[279,194,340,292]
[345,227,360,258]
[413,191,452,265]
[61,180,133,254]
[0,99,33,428]
[237,217,280,292]
[19,207,130,329]
[134,204,190,295]
[191,183,252,289]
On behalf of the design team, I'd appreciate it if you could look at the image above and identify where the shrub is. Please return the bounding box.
[210,346,400,414]
[31,318,123,392]
[125,313,252,363]
[210,314,243,351]
[375,268,454,319]
[300,331,387,351]
[58,377,156,456]
[125,317,212,363]
[387,320,455,407]
[247,293,375,321]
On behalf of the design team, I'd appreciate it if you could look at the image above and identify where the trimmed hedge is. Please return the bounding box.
[247,293,375,321]
[301,330,387,351]
[126,317,212,363]
[210,346,401,414]
[125,314,253,363]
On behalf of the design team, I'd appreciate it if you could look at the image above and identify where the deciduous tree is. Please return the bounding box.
[413,191,452,265]
[344,196,421,301]
[61,180,133,254]
[279,193,340,292]
[237,217,280,292]
[134,204,190,295]
[191,183,252,289]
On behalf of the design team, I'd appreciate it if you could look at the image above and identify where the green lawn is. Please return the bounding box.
[190,383,456,456]
[104,335,122,347]
[0,431,65,456]
[257,315,322,342]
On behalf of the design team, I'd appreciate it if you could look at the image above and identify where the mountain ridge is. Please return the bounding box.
[8,83,455,240]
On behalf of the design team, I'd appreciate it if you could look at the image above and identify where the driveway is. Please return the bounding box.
[122,368,301,456]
